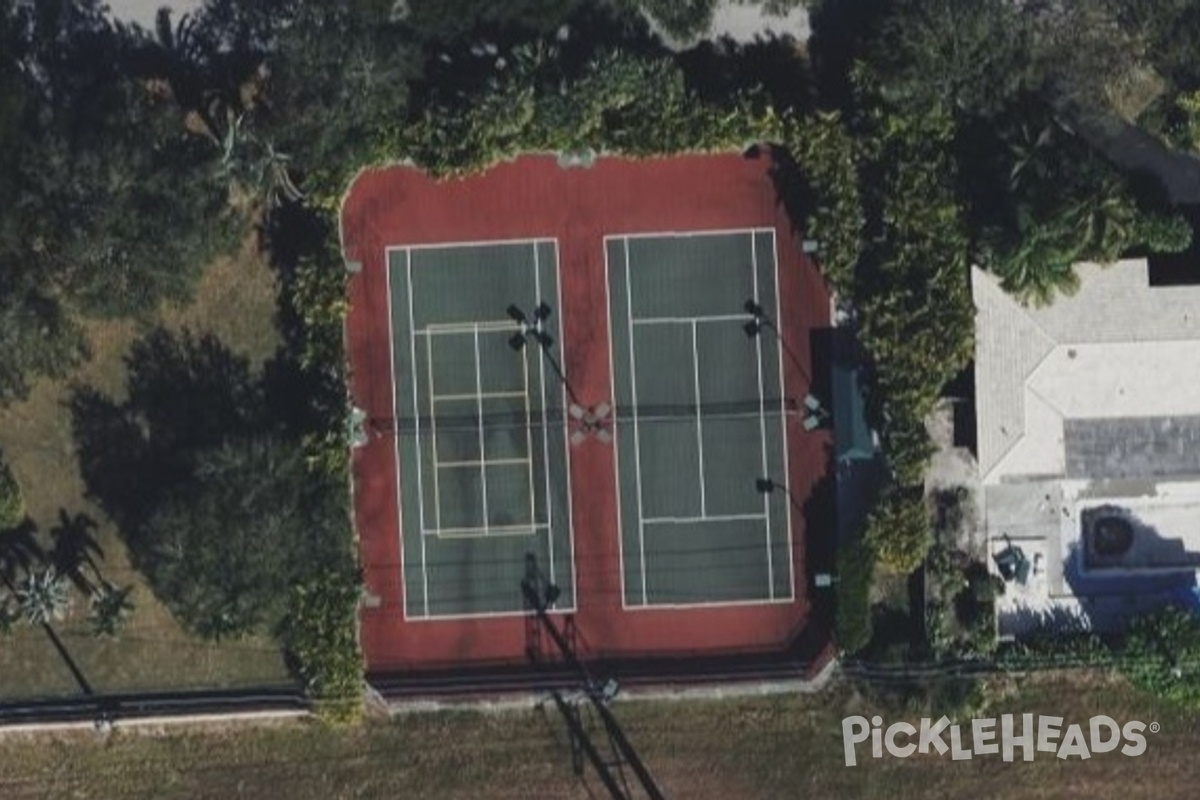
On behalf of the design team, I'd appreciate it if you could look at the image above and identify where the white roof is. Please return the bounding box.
[973,260,1200,483]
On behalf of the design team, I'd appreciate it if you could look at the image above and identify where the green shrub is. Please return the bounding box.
[1120,605,1200,708]
[139,437,352,639]
[395,46,781,178]
[835,539,876,655]
[0,455,23,529]
[782,111,865,293]
[996,630,1111,669]
[862,489,933,573]
[280,570,365,723]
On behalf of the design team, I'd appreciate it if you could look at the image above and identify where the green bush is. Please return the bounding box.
[997,605,1200,709]
[138,437,352,639]
[280,570,365,723]
[835,539,876,655]
[395,46,781,178]
[1121,605,1200,707]
[862,489,934,573]
[782,111,865,293]
[852,96,974,489]
[0,455,23,529]
[996,630,1111,669]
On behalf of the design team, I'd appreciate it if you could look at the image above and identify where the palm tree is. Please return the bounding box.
[88,582,135,638]
[16,568,72,626]
[219,116,304,208]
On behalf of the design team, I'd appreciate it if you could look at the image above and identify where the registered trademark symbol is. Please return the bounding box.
[1149,722,1161,734]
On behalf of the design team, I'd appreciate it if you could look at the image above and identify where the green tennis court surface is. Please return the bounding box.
[608,230,792,607]
[387,240,573,618]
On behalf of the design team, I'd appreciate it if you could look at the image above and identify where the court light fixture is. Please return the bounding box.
[508,300,579,404]
[755,476,779,495]
[743,298,770,339]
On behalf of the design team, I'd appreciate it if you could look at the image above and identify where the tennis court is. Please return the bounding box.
[386,239,573,618]
[607,229,793,607]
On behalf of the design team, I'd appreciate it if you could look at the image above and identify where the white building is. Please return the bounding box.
[973,259,1200,636]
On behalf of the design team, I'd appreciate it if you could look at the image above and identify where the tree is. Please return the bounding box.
[863,489,933,573]
[852,99,974,485]
[279,570,364,722]
[1102,0,1200,92]
[835,539,876,655]
[969,106,1192,304]
[138,436,351,639]
[88,581,134,638]
[16,568,71,626]
[870,0,1043,118]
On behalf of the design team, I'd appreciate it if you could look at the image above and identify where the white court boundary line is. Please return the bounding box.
[624,237,649,605]
[474,325,489,535]
[691,320,706,517]
[603,236,630,611]
[752,234,774,600]
[436,458,531,468]
[386,237,576,621]
[383,249,411,621]
[604,228,796,611]
[405,250,431,616]
[771,227,797,604]
[643,513,766,525]
[550,239,579,615]
[534,243,555,590]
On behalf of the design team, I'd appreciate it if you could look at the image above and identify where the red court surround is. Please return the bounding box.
[342,152,831,673]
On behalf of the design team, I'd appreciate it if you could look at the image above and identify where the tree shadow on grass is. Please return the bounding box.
[0,519,44,591]
[48,510,104,596]
[69,327,265,560]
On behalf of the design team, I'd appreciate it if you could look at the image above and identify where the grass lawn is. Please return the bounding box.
[0,673,1195,799]
[0,238,290,699]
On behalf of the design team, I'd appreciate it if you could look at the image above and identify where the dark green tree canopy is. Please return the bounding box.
[140,436,351,639]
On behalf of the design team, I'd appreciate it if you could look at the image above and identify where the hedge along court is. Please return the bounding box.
[343,152,832,673]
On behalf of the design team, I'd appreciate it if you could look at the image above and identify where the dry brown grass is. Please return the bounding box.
[0,673,1195,799]
[0,236,289,698]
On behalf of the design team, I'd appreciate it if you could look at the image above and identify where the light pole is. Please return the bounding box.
[508,302,611,446]
[742,297,811,383]
[507,302,579,406]
[755,476,804,514]
[744,298,829,430]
